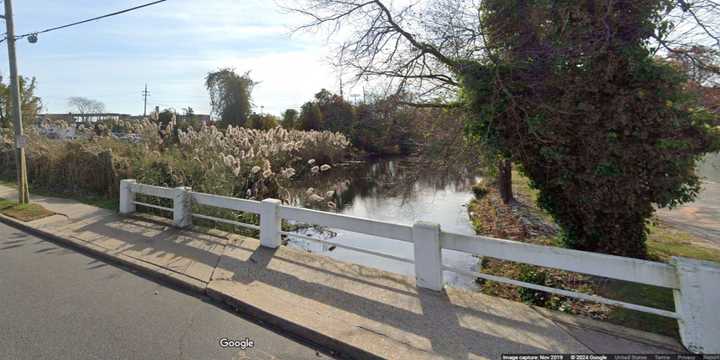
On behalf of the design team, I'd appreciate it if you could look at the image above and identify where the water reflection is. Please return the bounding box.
[285,157,485,289]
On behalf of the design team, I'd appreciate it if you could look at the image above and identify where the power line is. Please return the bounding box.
[11,0,167,41]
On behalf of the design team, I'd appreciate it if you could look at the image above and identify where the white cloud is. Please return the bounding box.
[28,45,338,115]
[8,0,350,115]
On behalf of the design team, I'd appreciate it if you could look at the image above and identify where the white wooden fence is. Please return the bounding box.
[119,179,720,354]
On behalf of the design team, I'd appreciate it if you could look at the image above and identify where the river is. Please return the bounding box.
[284,157,484,290]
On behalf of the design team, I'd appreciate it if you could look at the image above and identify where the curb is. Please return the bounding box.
[0,214,207,294]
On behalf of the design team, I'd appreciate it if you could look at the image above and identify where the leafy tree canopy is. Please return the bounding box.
[0,76,42,129]
[298,102,324,131]
[246,113,279,130]
[314,89,355,134]
[281,108,299,129]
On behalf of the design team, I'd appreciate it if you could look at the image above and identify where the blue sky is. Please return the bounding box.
[1,0,343,116]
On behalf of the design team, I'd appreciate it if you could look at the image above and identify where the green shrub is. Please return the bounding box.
[517,265,550,306]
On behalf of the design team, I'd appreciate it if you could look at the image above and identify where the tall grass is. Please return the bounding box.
[0,120,351,202]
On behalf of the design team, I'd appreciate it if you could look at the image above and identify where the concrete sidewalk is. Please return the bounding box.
[0,185,685,359]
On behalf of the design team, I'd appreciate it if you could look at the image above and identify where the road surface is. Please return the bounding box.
[657,154,720,247]
[657,181,720,246]
[0,222,329,360]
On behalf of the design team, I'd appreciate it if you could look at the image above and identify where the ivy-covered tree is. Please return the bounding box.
[292,0,720,257]
[460,0,720,257]
[205,68,256,128]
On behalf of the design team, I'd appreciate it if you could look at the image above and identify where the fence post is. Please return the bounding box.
[173,186,192,228]
[260,198,282,248]
[119,179,136,214]
[413,221,443,291]
[672,256,720,354]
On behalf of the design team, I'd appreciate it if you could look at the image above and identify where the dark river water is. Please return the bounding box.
[285,157,484,289]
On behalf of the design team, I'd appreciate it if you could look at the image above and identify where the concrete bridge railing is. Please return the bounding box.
[119,179,720,354]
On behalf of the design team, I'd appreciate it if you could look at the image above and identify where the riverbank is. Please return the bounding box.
[467,170,720,338]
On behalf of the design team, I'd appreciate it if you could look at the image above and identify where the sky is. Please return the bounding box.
[0,0,347,116]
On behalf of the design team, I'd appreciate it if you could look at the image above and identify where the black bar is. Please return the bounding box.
[502,355,720,360]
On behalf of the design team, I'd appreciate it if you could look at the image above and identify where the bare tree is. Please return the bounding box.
[288,0,508,197]
[289,1,486,104]
[290,0,719,94]
[667,45,720,86]
[651,0,720,84]
[67,96,106,122]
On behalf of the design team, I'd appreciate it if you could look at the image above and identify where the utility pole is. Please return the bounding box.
[142,84,149,117]
[3,0,30,204]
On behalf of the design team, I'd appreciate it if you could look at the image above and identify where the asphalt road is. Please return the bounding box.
[657,180,720,247]
[656,154,720,247]
[0,222,330,360]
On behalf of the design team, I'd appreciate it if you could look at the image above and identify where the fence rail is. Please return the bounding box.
[441,232,679,289]
[278,205,413,243]
[192,192,261,213]
[130,183,175,199]
[281,230,415,264]
[118,179,720,354]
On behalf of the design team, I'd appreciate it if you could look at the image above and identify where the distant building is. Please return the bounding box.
[36,111,213,129]
[36,113,133,124]
[178,114,211,125]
